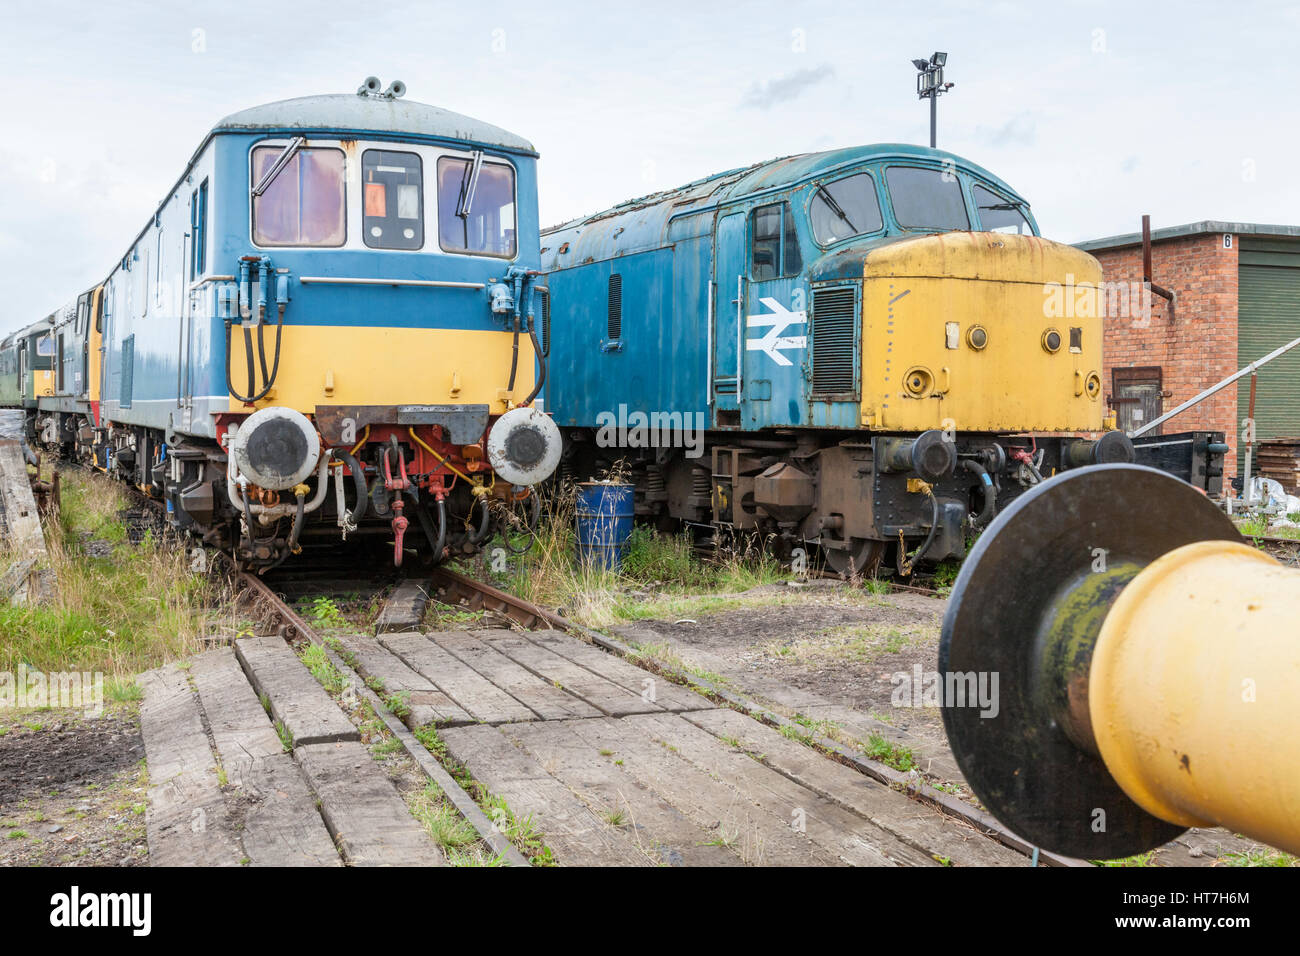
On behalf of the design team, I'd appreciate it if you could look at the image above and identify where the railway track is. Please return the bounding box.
[134,545,1052,866]
[56,464,1283,865]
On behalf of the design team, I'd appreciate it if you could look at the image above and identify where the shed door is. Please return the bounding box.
[711,212,746,417]
[1114,366,1163,436]
[1237,241,1300,475]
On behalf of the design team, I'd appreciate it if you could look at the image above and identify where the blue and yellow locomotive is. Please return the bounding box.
[2,80,559,569]
[540,145,1132,573]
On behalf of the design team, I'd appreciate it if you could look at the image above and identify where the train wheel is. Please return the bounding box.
[822,537,885,577]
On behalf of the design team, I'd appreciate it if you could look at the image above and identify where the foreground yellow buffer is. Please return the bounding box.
[941,463,1300,859]
[1091,540,1300,853]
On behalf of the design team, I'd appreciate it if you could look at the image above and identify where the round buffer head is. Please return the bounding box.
[487,406,562,487]
[939,464,1241,859]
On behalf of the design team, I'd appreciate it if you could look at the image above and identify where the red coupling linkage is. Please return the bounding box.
[383,443,411,566]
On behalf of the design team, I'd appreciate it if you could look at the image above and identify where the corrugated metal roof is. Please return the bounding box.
[213,94,536,154]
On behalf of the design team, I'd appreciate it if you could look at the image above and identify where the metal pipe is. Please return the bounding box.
[1130,332,1300,437]
[1243,372,1258,503]
[226,455,330,521]
[296,276,485,289]
[1141,214,1177,324]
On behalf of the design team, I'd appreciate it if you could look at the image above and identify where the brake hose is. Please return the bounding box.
[506,311,521,392]
[521,318,547,407]
[962,459,998,528]
[226,303,285,404]
[334,449,368,524]
[898,487,940,576]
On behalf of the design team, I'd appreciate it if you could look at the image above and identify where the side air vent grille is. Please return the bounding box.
[811,286,858,397]
[607,273,622,341]
[537,288,551,356]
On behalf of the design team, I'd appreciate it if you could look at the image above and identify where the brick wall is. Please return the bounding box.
[1092,233,1240,475]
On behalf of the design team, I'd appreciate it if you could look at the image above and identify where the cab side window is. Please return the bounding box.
[751,202,802,280]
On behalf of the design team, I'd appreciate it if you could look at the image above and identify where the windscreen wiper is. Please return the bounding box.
[252,137,306,197]
[456,151,484,219]
[815,185,857,233]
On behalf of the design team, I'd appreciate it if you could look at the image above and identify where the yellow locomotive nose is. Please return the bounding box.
[858,232,1106,434]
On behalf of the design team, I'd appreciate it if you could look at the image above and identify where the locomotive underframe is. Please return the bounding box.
[558,426,1109,574]
[27,407,508,570]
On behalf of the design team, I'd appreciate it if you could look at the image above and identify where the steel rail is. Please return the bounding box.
[231,568,528,866]
[427,565,1085,867]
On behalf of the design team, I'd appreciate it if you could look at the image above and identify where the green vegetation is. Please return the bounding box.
[473,480,791,629]
[413,724,555,866]
[764,622,930,666]
[0,469,228,677]
[1095,851,1156,868]
[1220,847,1298,867]
[864,733,918,773]
[303,596,347,629]
[299,643,346,694]
[1235,514,1300,541]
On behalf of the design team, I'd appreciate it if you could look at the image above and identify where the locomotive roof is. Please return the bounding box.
[540,144,1026,262]
[212,94,536,155]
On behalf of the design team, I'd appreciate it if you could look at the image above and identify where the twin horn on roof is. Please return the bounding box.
[357,76,406,99]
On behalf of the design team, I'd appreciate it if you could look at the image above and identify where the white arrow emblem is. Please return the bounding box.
[745,297,807,367]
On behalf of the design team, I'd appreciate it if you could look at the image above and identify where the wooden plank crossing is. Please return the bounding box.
[333,632,474,728]
[139,663,242,867]
[681,708,1024,867]
[142,646,444,868]
[438,723,650,866]
[429,631,603,721]
[478,632,665,717]
[189,649,340,867]
[296,741,447,866]
[379,631,537,724]
[236,635,359,746]
[143,614,1039,867]
[520,629,713,713]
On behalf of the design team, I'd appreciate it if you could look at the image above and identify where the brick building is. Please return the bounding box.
[1076,221,1300,479]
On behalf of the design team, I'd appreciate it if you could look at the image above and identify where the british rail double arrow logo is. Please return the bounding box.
[745,297,807,366]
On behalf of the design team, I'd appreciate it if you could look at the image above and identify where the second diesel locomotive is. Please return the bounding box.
[2,81,560,569]
[540,145,1133,573]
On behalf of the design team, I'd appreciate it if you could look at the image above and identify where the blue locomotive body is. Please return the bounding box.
[541,145,1127,573]
[540,145,1036,431]
[5,87,559,568]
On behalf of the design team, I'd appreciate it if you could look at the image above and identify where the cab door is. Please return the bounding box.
[711,211,746,420]
[741,200,807,427]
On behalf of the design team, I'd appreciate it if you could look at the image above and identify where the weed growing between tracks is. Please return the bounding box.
[294,635,529,866]
[465,480,792,630]
[0,468,232,681]
[412,723,555,866]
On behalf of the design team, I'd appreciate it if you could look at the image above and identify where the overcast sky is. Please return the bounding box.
[2,0,1297,320]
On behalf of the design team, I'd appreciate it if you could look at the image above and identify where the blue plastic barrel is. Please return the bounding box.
[576,482,635,571]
